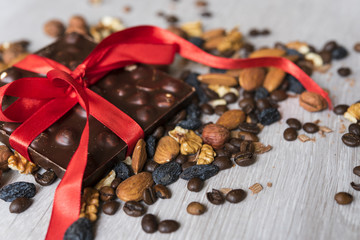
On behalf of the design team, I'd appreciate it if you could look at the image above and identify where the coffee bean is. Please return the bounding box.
[323,40,337,52]
[256,98,271,111]
[214,105,228,116]
[260,29,271,36]
[224,143,239,153]
[123,201,146,217]
[9,197,32,213]
[353,166,360,177]
[333,104,349,115]
[334,192,353,205]
[225,189,246,203]
[154,184,171,199]
[144,160,159,173]
[249,28,260,37]
[206,189,225,205]
[239,140,254,153]
[238,122,261,134]
[229,138,242,148]
[234,152,255,166]
[349,123,360,136]
[215,149,231,157]
[303,122,319,133]
[237,131,259,142]
[158,220,180,233]
[203,87,219,99]
[110,178,122,189]
[152,126,165,139]
[286,118,302,130]
[283,128,298,141]
[141,214,158,233]
[166,15,178,24]
[270,89,287,102]
[175,154,188,165]
[200,103,214,115]
[342,133,360,147]
[34,169,57,186]
[102,200,119,215]
[100,186,116,202]
[187,178,204,192]
[319,50,332,64]
[143,187,158,205]
[350,182,360,191]
[223,92,238,104]
[238,98,256,114]
[187,202,206,215]
[337,67,351,77]
[354,42,360,52]
[213,156,233,170]
[182,161,196,171]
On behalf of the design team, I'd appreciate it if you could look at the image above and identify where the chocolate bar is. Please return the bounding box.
[0,33,195,185]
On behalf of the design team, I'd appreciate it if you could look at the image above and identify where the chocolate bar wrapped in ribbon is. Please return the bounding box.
[0,25,331,239]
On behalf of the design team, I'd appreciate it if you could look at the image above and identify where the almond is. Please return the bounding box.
[202,28,225,40]
[197,73,238,87]
[299,91,327,112]
[262,67,286,92]
[202,124,230,149]
[226,69,242,77]
[239,68,266,91]
[217,110,245,130]
[249,48,286,58]
[204,36,225,50]
[116,172,153,202]
[131,139,147,174]
[154,136,180,164]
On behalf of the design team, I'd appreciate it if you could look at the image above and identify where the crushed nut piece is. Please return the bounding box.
[298,134,311,142]
[123,156,132,165]
[253,142,272,154]
[8,151,38,174]
[95,170,116,190]
[313,119,321,125]
[79,187,100,222]
[219,188,233,195]
[208,84,239,98]
[249,183,263,194]
[180,21,203,37]
[344,103,360,123]
[339,124,346,134]
[267,182,272,188]
[208,99,227,108]
[319,126,333,133]
[197,144,216,165]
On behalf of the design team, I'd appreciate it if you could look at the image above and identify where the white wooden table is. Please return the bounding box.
[1,0,360,239]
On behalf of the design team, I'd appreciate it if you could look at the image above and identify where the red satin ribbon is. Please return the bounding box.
[0,25,331,239]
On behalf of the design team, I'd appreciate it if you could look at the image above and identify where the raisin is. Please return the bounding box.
[254,87,269,100]
[180,164,219,181]
[0,182,36,202]
[286,74,305,93]
[146,135,156,158]
[186,103,201,119]
[258,108,281,126]
[177,118,202,130]
[189,37,205,48]
[286,48,303,57]
[184,72,209,103]
[152,161,182,186]
[332,46,348,60]
[113,162,132,181]
[210,67,227,73]
[64,218,93,240]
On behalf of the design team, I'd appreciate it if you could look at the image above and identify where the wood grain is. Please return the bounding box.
[0,0,360,239]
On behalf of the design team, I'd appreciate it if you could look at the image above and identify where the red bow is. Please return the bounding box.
[0,25,331,239]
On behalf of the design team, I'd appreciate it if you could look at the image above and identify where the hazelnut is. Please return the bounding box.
[201,124,230,149]
[299,91,327,112]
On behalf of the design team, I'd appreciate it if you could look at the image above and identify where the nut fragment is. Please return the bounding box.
[217,28,243,53]
[116,172,154,202]
[305,52,323,68]
[8,151,38,174]
[344,103,360,123]
[132,139,147,174]
[197,144,216,165]
[217,110,246,130]
[180,21,203,37]
[154,136,180,164]
[169,126,202,155]
[208,85,239,98]
[79,187,100,222]
[253,142,273,154]
[201,124,230,149]
[95,170,116,190]
[249,183,263,194]
[298,134,311,142]
[239,68,266,91]
[262,67,286,92]
[197,73,238,87]
[299,91,327,112]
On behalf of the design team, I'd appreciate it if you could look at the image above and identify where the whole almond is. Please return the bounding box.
[202,124,230,149]
[299,91,327,112]
[239,68,266,91]
[263,67,286,92]
[131,139,147,174]
[226,69,242,77]
[249,48,286,58]
[204,36,226,50]
[217,110,245,130]
[154,136,180,164]
[197,73,238,87]
[116,172,153,201]
[202,28,225,40]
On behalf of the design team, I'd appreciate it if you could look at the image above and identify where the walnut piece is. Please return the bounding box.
[79,187,100,222]
[169,126,202,155]
[344,103,360,123]
[197,144,216,165]
[8,151,38,174]
[249,183,263,194]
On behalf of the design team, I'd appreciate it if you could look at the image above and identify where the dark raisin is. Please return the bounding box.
[210,68,227,73]
[332,46,348,60]
[185,72,208,103]
[286,48,303,57]
[63,218,93,240]
[258,108,281,125]
[286,75,305,93]
[152,161,182,186]
[180,164,219,181]
[113,162,132,181]
[189,37,205,48]
[0,182,36,202]
[145,135,156,158]
[186,103,201,119]
[254,87,269,100]
[177,118,202,130]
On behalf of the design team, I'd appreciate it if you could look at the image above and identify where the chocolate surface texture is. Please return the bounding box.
[0,33,195,185]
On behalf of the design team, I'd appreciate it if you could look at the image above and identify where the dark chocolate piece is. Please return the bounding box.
[0,33,195,186]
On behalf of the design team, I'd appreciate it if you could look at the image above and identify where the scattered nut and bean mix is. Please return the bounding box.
[0,0,359,239]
